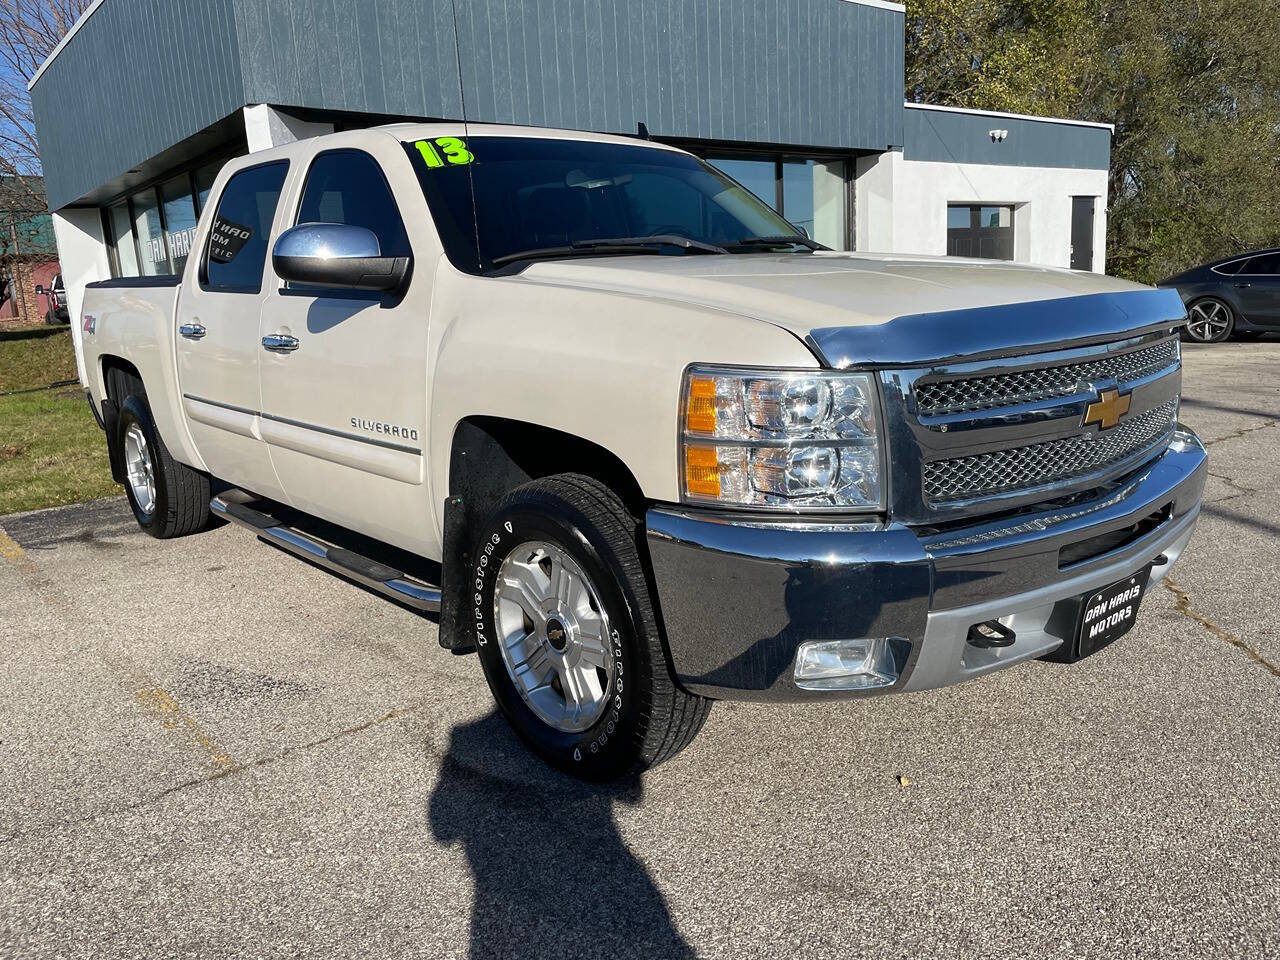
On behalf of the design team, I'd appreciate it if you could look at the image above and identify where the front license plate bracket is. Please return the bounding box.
[1041,565,1153,664]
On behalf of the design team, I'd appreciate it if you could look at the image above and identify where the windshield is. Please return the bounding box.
[404,135,806,272]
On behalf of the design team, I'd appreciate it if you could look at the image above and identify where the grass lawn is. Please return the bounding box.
[0,325,119,515]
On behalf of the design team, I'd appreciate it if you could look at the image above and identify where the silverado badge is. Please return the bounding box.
[1082,388,1132,431]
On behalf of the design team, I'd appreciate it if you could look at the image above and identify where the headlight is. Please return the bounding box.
[680,366,883,511]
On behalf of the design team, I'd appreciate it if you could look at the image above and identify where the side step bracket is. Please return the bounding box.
[211,495,441,613]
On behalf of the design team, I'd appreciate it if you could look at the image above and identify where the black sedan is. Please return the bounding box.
[1159,249,1280,343]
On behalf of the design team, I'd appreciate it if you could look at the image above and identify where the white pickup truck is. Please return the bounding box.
[78,123,1206,779]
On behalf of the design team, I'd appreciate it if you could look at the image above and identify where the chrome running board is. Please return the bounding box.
[211,494,441,613]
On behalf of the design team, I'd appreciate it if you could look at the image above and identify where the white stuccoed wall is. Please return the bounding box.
[856,150,1110,273]
[243,105,334,152]
[51,208,111,385]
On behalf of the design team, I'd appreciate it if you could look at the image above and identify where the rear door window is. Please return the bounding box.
[203,161,289,293]
[1241,253,1280,276]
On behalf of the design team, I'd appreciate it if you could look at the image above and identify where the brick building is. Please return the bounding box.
[0,175,61,325]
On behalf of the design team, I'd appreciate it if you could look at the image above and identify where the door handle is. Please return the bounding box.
[179,322,207,340]
[1235,282,1252,288]
[262,334,300,353]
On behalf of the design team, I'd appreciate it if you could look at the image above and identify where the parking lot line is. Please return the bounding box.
[133,686,235,773]
[0,528,26,565]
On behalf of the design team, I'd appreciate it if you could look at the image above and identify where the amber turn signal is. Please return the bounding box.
[684,376,718,435]
[683,445,721,497]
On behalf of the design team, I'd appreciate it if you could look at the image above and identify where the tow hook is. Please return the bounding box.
[967,619,1017,649]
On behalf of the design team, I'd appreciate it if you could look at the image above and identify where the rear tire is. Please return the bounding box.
[1183,298,1234,343]
[110,374,211,539]
[470,474,710,780]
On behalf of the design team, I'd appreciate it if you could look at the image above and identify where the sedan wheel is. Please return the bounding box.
[1185,299,1234,343]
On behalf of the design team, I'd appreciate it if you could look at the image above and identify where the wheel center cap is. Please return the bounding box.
[546,618,569,652]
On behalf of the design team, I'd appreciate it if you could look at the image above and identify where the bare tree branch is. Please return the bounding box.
[0,0,89,208]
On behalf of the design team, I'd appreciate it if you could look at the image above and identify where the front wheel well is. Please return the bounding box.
[448,417,647,520]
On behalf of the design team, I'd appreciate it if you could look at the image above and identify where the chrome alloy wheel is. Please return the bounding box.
[123,423,156,517]
[494,540,616,734]
[1186,300,1232,342]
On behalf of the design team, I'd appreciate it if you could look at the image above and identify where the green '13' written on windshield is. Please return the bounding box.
[414,137,475,168]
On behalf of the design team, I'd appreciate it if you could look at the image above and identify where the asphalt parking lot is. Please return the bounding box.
[2,343,1278,959]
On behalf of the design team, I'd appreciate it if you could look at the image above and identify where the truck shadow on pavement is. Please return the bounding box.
[428,712,695,960]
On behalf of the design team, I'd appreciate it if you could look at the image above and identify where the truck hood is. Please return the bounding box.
[514,252,1184,366]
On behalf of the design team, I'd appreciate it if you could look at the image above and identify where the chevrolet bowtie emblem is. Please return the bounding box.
[548,627,565,643]
[1083,388,1132,430]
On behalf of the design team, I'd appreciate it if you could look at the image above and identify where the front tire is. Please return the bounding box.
[1184,298,1235,343]
[470,474,710,780]
[115,392,212,538]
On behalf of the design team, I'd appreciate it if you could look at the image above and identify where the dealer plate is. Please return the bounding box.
[1077,567,1152,657]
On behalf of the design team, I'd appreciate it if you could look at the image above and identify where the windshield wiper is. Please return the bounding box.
[574,235,729,255]
[491,234,729,267]
[491,245,658,267]
[735,235,829,252]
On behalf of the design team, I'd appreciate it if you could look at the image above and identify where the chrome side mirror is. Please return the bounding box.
[272,223,410,292]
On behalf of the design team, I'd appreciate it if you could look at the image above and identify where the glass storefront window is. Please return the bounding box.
[108,202,139,277]
[782,158,847,250]
[707,154,849,250]
[132,189,169,276]
[102,154,236,279]
[194,162,221,215]
[706,156,778,211]
[160,175,198,275]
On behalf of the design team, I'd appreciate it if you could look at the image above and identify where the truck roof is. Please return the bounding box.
[373,121,687,153]
[217,121,690,176]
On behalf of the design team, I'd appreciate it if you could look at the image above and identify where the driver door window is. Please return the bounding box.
[294,149,410,271]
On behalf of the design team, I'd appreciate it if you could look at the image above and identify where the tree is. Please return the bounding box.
[905,0,1280,283]
[0,0,87,207]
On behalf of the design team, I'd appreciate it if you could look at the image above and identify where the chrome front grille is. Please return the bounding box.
[922,399,1179,504]
[914,338,1179,417]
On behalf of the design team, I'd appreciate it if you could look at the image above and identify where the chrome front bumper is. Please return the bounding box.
[645,430,1207,701]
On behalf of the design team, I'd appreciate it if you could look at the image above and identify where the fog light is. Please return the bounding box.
[793,637,905,691]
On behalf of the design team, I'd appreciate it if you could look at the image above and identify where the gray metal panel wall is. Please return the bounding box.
[233,0,463,120]
[235,0,904,151]
[33,0,906,209]
[904,107,1111,170]
[31,0,245,211]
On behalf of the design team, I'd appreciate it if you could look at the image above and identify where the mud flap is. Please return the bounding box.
[438,495,477,653]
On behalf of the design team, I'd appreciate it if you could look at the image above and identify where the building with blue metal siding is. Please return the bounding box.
[30,0,1111,323]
